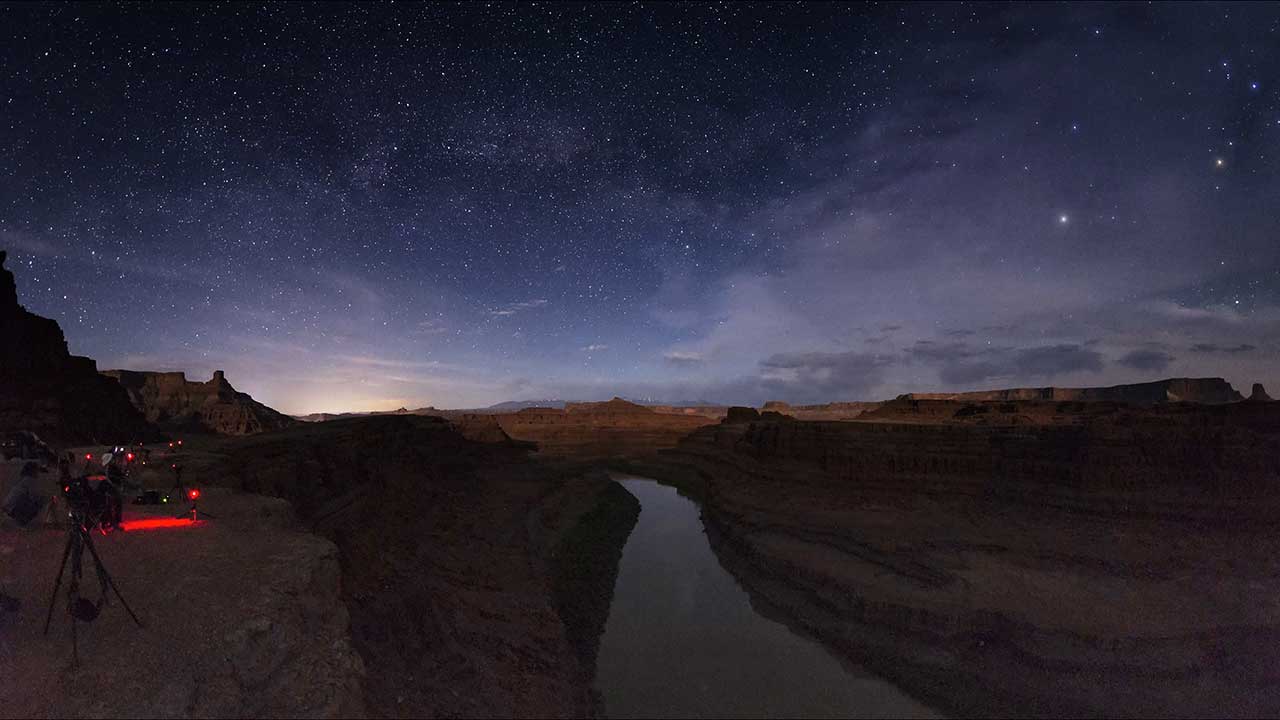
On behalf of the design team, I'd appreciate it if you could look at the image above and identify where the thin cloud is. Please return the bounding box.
[1189,343,1256,354]
[488,299,548,316]
[1118,349,1175,372]
[664,350,705,365]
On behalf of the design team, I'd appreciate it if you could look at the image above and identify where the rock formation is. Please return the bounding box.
[901,377,1245,404]
[490,397,715,458]
[101,369,295,435]
[0,250,155,444]
[764,400,881,420]
[1250,383,1273,402]
[195,415,625,717]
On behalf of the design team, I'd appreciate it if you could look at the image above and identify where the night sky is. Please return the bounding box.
[3,2,1278,413]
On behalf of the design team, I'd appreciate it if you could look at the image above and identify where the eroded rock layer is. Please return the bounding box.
[101,369,296,435]
[632,403,1280,717]
[491,397,716,458]
[900,376,1245,404]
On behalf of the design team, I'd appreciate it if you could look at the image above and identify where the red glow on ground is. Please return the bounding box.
[119,517,196,532]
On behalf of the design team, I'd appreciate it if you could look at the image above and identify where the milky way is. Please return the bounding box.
[3,2,1278,412]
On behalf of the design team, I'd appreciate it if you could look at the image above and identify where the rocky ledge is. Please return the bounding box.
[190,415,638,717]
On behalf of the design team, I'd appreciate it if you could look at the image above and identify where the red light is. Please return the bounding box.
[120,517,195,532]
[63,485,70,493]
[126,453,135,461]
[188,488,200,500]
[85,454,92,461]
[168,442,174,448]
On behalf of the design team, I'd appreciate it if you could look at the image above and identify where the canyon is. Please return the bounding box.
[5,251,1280,717]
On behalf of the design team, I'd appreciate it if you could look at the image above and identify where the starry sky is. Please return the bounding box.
[3,2,1278,413]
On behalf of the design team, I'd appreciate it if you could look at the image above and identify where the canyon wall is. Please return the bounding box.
[900,376,1245,405]
[194,415,631,717]
[634,402,1280,716]
[102,369,296,435]
[0,251,155,444]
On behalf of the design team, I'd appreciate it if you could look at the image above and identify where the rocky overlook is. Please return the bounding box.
[101,369,295,435]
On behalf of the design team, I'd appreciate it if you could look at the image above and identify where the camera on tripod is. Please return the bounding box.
[61,475,118,531]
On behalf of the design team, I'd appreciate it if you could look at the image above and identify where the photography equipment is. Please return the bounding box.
[44,476,143,666]
[132,490,163,505]
[60,475,120,532]
[177,487,213,521]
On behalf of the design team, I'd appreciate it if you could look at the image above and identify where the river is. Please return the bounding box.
[595,477,939,719]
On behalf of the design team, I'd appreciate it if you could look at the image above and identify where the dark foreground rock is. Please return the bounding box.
[0,251,155,445]
[630,402,1280,717]
[192,415,634,717]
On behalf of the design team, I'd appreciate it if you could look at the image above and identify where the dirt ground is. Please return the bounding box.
[0,487,364,719]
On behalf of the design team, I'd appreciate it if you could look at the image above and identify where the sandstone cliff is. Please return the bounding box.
[900,377,1245,404]
[763,400,882,420]
[101,369,295,435]
[191,416,629,717]
[0,250,155,444]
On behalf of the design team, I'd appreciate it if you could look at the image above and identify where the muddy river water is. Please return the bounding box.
[595,477,939,719]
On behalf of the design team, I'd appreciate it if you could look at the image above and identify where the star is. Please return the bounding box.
[1058,214,1069,225]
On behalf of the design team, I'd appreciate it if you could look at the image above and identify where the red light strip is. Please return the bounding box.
[119,517,196,532]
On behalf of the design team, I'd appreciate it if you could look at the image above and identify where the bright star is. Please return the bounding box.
[1059,214,1069,224]
[1215,158,1225,167]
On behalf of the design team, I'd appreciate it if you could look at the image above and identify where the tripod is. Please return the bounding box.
[43,512,143,666]
[176,487,215,521]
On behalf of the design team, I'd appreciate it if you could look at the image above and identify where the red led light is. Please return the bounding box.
[188,488,200,500]
[126,453,135,461]
[120,518,194,532]
[85,454,92,461]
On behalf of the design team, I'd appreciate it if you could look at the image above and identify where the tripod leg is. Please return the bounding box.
[68,534,83,669]
[70,606,79,668]
[80,529,143,628]
[44,529,75,635]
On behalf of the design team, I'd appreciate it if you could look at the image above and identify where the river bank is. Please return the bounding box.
[627,406,1280,717]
